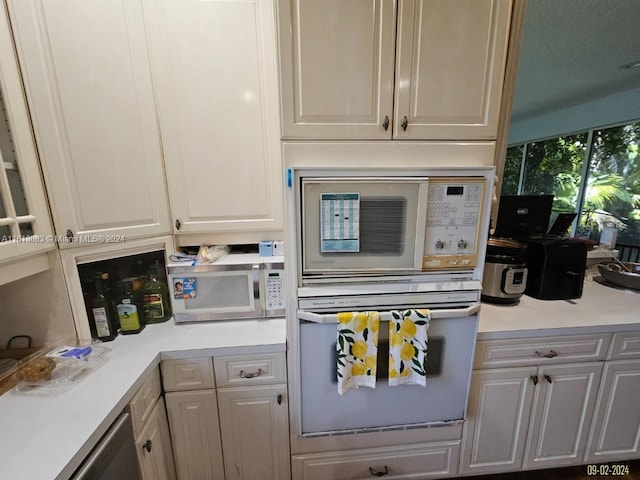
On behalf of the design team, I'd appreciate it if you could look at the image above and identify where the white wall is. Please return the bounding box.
[508,86,640,145]
[0,251,76,348]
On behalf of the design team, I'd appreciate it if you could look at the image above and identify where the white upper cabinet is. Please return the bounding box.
[395,0,512,140]
[278,0,512,140]
[7,0,171,246]
[144,0,283,239]
[0,4,54,280]
[278,0,396,140]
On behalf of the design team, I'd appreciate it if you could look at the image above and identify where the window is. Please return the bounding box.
[503,120,640,246]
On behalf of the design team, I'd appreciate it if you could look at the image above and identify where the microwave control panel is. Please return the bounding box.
[423,178,485,270]
[265,269,285,311]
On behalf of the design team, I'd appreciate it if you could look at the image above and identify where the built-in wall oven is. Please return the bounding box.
[297,290,480,434]
[285,157,495,454]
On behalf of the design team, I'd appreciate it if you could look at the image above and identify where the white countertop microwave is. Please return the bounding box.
[168,254,285,322]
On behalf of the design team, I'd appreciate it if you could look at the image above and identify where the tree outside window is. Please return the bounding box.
[503,120,640,246]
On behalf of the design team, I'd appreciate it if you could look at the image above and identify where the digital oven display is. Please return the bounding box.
[446,186,464,196]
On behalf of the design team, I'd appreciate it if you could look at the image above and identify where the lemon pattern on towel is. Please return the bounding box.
[336,311,380,395]
[389,309,431,386]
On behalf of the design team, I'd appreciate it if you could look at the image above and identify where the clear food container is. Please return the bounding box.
[12,339,109,396]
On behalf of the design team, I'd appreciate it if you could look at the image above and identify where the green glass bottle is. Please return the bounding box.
[115,279,145,334]
[141,260,172,323]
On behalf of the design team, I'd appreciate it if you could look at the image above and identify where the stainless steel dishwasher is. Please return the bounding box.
[71,411,141,480]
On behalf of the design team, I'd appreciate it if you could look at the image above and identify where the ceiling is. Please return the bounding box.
[510,0,640,122]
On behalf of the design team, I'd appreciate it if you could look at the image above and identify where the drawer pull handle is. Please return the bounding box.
[142,440,153,453]
[382,115,389,131]
[277,394,283,405]
[369,466,389,477]
[239,368,264,379]
[530,375,538,385]
[544,374,553,384]
[401,116,408,131]
[535,350,558,358]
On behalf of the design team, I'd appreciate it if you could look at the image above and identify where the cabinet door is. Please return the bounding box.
[137,397,177,480]
[0,4,54,275]
[217,385,290,480]
[165,390,225,480]
[7,0,170,245]
[525,362,603,469]
[145,0,283,240]
[586,359,640,462]
[395,0,512,140]
[460,366,537,475]
[278,0,396,139]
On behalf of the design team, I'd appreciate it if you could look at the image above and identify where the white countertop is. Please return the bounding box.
[0,317,286,480]
[478,276,640,339]
[1,277,638,480]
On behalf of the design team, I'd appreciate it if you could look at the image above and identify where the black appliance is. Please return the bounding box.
[523,237,587,300]
[494,195,587,300]
[494,195,554,238]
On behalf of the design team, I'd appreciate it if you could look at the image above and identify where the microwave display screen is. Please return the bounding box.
[447,186,464,196]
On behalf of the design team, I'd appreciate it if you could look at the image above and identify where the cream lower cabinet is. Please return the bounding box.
[524,363,603,470]
[460,366,537,474]
[137,398,177,480]
[144,0,283,244]
[217,385,290,480]
[584,359,640,462]
[214,353,290,480]
[163,357,225,480]
[130,368,177,480]
[165,389,225,480]
[461,334,610,475]
[163,353,290,480]
[586,331,640,463]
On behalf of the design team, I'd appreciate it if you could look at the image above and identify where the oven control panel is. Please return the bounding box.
[423,178,485,270]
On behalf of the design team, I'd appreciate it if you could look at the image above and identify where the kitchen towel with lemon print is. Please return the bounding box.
[388,309,431,387]
[336,311,380,395]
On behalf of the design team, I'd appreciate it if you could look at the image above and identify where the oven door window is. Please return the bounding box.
[332,336,444,382]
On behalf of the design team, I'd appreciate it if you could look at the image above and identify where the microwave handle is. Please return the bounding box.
[253,263,266,317]
[298,304,480,324]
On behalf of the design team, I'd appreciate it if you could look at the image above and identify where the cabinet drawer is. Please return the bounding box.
[161,357,215,392]
[608,331,640,360]
[129,367,162,436]
[292,442,460,480]
[213,352,286,387]
[474,334,611,369]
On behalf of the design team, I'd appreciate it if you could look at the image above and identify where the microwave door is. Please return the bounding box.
[301,179,428,275]
[170,268,262,321]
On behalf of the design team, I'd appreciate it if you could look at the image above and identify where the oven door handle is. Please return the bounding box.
[298,304,480,324]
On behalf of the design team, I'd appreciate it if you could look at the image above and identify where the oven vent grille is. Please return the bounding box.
[311,278,416,287]
[301,419,463,439]
[302,271,476,287]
